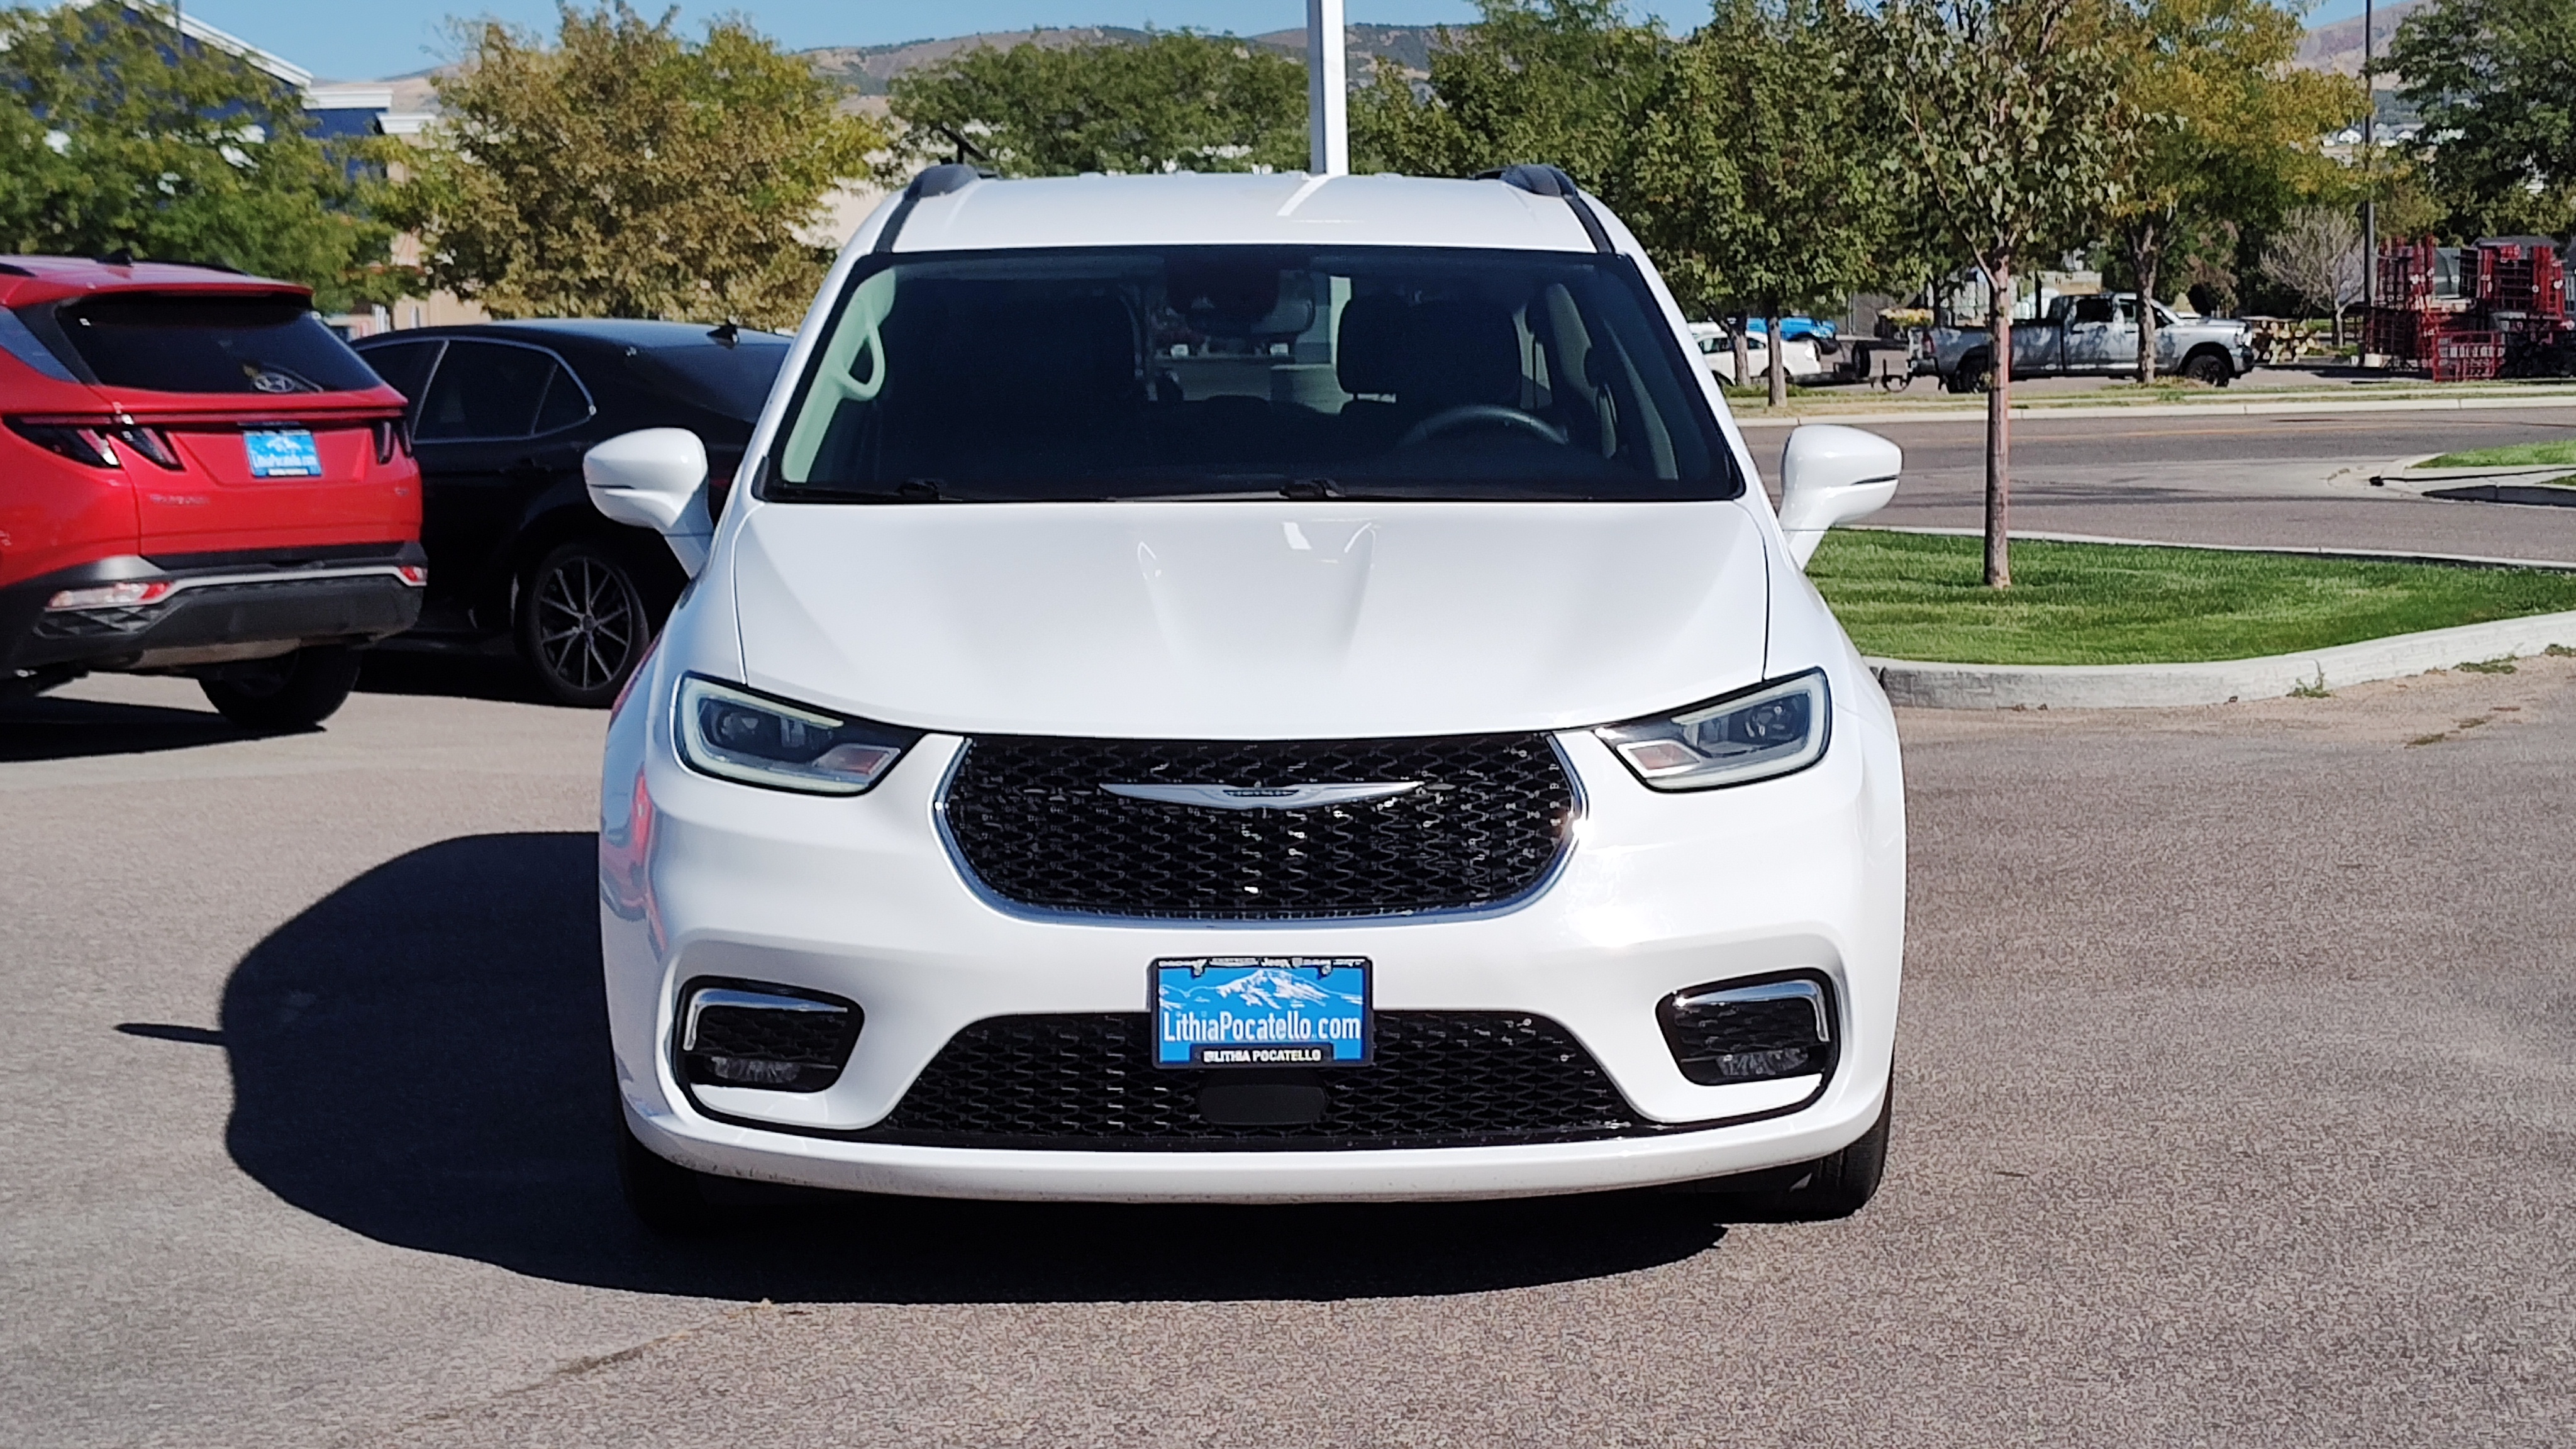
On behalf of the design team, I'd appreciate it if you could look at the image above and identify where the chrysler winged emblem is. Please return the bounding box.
[1101,781,1423,811]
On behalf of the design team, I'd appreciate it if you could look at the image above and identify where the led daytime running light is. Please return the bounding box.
[1594,669,1831,791]
[674,674,921,796]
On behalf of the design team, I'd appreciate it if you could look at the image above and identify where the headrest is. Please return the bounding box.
[1396,299,1522,412]
[1335,294,1408,396]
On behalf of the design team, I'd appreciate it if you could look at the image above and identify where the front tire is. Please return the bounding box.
[1767,1087,1891,1219]
[199,645,363,730]
[518,538,658,709]
[1679,1080,1892,1221]
[2181,351,2233,386]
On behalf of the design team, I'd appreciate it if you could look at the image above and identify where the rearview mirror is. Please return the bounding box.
[585,428,712,577]
[1777,425,1901,569]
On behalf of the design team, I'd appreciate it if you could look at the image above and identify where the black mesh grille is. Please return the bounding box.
[854,1012,1643,1150]
[691,1005,855,1067]
[941,734,1576,919]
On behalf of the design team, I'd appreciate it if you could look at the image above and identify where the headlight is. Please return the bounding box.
[674,674,921,795]
[1593,669,1829,791]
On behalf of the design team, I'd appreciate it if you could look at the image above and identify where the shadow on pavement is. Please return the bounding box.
[0,690,267,760]
[357,646,556,706]
[216,832,1725,1303]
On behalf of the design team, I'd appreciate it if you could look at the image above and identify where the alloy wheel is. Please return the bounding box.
[533,552,640,696]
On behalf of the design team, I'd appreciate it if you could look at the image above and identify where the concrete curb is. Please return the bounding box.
[1733,391,2576,428]
[2372,453,2576,508]
[1868,609,2576,709]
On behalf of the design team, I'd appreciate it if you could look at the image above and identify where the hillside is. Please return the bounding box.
[801,22,1446,95]
[2295,0,2426,78]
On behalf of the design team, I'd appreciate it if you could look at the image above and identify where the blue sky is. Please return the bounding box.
[182,0,2357,84]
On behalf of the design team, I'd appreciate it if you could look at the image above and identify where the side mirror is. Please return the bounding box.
[1777,425,1901,569]
[585,428,712,577]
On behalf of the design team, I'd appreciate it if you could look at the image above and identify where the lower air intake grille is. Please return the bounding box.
[940,733,1577,919]
[855,1012,1642,1150]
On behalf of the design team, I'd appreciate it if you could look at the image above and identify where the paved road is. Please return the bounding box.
[4,663,2570,1447]
[1747,405,2576,562]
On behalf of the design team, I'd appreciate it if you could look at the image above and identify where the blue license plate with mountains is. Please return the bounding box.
[1153,957,1372,1067]
[244,428,321,478]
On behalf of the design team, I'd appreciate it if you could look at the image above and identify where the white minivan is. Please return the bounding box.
[587,164,1907,1230]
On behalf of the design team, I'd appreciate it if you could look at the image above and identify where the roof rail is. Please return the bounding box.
[874,164,999,254]
[1477,164,1614,255]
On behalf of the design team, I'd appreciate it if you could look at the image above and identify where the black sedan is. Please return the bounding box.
[353,319,791,705]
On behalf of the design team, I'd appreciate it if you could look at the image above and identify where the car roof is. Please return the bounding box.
[357,319,792,352]
[0,255,310,308]
[879,172,1600,255]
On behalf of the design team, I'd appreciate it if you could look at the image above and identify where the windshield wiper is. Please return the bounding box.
[1111,477,1366,502]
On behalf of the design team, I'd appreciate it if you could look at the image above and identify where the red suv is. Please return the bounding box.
[0,257,424,727]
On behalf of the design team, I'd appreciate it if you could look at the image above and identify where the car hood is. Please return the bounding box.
[727,499,1772,738]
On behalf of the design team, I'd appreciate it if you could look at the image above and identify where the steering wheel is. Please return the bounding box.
[1395,404,1569,449]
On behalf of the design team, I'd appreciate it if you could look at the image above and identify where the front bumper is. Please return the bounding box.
[0,547,425,674]
[601,660,1907,1203]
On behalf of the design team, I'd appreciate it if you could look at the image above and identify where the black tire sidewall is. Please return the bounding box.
[199,645,362,731]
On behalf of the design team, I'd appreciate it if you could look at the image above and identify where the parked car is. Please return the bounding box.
[0,256,424,726]
[1927,292,2256,391]
[591,165,1908,1230]
[1688,321,1829,386]
[352,320,792,706]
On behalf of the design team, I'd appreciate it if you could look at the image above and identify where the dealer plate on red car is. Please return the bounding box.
[244,428,321,478]
[1153,957,1372,1067]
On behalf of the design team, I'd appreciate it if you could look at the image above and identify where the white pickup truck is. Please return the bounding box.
[1927,293,2257,392]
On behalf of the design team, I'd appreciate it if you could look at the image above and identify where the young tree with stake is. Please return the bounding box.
[1876,0,2132,587]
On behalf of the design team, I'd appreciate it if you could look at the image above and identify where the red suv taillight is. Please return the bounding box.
[8,417,123,469]
[4,416,183,470]
[372,418,409,464]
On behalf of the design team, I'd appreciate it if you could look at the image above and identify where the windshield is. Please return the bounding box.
[767,247,1738,503]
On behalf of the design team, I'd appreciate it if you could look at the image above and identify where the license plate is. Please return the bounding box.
[1153,957,1372,1067]
[244,429,321,478]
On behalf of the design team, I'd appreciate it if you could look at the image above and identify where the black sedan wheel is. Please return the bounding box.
[518,539,653,708]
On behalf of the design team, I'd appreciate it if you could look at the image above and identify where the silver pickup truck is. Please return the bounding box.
[1926,293,2257,392]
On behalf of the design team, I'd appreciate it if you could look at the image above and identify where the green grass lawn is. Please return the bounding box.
[2421,439,2576,468]
[1807,531,2576,665]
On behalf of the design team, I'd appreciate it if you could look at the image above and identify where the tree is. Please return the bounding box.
[389,4,878,330]
[0,3,397,309]
[2258,204,2365,345]
[1354,0,1677,204]
[882,31,1306,178]
[2099,0,2363,382]
[2390,0,2576,238]
[1875,0,2134,588]
[1637,0,1896,407]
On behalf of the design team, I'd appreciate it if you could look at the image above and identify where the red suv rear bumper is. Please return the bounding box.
[0,543,425,681]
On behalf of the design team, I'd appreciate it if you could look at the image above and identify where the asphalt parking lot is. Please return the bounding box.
[4,651,2570,1448]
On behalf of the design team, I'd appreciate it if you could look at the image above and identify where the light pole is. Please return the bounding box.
[2362,0,2377,334]
[1307,0,1348,175]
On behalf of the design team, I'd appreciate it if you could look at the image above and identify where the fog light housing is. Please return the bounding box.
[677,979,860,1094]
[1658,972,1835,1086]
